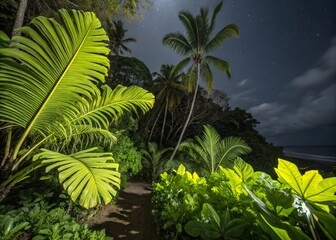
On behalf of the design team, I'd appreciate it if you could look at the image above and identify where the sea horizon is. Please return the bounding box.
[283,145,336,162]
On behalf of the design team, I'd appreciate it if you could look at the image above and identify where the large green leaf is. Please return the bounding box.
[61,85,154,130]
[180,125,251,174]
[233,157,254,183]
[274,159,336,205]
[184,203,246,240]
[0,31,10,48]
[34,147,120,209]
[313,210,336,239]
[244,185,311,240]
[0,9,110,157]
[34,84,154,155]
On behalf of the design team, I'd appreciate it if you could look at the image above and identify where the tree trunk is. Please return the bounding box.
[159,98,168,146]
[148,104,164,142]
[12,0,28,37]
[169,63,200,160]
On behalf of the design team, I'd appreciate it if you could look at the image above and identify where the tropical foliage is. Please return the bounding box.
[107,20,136,56]
[152,158,336,239]
[184,203,246,239]
[163,1,240,160]
[0,0,152,35]
[179,125,251,174]
[141,142,172,180]
[149,64,187,144]
[0,187,112,240]
[0,9,154,208]
[107,55,152,88]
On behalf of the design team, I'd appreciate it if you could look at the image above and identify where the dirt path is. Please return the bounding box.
[91,182,161,240]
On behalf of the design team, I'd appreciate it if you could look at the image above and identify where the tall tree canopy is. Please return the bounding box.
[108,20,136,56]
[0,0,152,35]
[150,64,187,145]
[163,1,239,160]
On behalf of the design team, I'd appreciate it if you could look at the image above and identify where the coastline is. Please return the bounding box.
[283,155,336,177]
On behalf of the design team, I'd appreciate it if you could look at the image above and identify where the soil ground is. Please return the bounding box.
[90,182,161,240]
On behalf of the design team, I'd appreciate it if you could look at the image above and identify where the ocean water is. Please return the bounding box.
[283,146,336,162]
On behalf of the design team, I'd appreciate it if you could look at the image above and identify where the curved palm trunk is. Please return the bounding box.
[169,63,200,160]
[12,0,28,36]
[148,103,164,142]
[160,98,169,146]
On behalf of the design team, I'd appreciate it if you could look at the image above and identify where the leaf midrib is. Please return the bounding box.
[12,19,94,159]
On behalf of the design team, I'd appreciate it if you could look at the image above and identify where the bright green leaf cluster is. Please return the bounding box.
[153,158,336,239]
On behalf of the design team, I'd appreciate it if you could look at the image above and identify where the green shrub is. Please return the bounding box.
[110,135,142,185]
[0,188,112,240]
[152,158,336,239]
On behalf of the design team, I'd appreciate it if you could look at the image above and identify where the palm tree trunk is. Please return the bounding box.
[12,0,28,36]
[169,63,200,160]
[160,98,169,146]
[148,104,164,142]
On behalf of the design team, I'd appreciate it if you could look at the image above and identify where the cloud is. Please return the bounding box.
[249,84,336,137]
[238,78,249,87]
[248,37,336,142]
[291,37,336,88]
[231,88,256,99]
[230,88,258,107]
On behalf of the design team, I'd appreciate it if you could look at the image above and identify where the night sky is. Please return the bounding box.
[125,0,336,146]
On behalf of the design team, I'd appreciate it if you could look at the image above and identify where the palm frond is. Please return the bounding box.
[43,124,117,152]
[216,137,252,170]
[71,85,154,126]
[179,125,251,174]
[122,37,136,44]
[173,57,192,74]
[0,31,10,48]
[205,23,239,52]
[179,141,206,163]
[200,62,214,93]
[163,32,193,55]
[197,7,211,46]
[205,55,231,79]
[35,147,120,209]
[209,1,223,33]
[0,10,110,157]
[178,11,198,48]
[120,45,132,54]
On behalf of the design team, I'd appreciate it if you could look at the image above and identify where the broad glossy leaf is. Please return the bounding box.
[184,220,220,239]
[314,210,336,239]
[0,10,110,159]
[176,164,186,175]
[223,219,246,237]
[275,159,336,204]
[0,10,109,130]
[221,168,243,195]
[233,157,254,183]
[245,185,311,240]
[202,203,221,230]
[35,147,120,209]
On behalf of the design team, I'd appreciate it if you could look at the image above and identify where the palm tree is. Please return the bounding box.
[0,10,154,208]
[150,64,187,145]
[141,142,173,180]
[179,125,251,174]
[107,20,136,56]
[163,1,239,160]
[107,20,136,84]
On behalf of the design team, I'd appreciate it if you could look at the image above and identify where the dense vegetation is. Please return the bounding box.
[152,159,336,239]
[0,1,335,240]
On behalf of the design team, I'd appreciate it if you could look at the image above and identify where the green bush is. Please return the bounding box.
[0,188,112,240]
[110,135,142,185]
[152,158,336,239]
